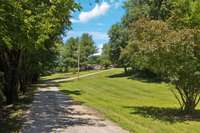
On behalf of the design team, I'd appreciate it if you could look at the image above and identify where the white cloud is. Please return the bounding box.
[79,2,110,22]
[94,44,104,56]
[71,2,110,23]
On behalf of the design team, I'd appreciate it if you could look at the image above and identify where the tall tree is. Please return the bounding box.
[108,23,129,72]
[0,0,79,104]
[64,37,79,71]
[79,33,97,66]
[100,43,111,68]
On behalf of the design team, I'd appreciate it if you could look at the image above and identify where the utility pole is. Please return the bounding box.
[77,42,80,80]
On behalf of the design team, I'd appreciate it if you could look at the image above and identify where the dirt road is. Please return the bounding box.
[22,71,129,133]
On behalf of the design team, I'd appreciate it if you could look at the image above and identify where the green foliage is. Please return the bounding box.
[0,0,79,104]
[79,33,97,66]
[57,34,97,72]
[123,0,174,26]
[109,0,200,113]
[168,0,200,28]
[100,44,111,68]
[88,55,101,65]
[108,23,129,70]
[64,37,79,71]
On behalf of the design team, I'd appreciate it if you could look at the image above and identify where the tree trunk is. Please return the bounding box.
[124,66,128,74]
[175,84,197,114]
[32,73,39,83]
[184,98,196,114]
[1,49,21,104]
[4,67,19,104]
[19,78,26,95]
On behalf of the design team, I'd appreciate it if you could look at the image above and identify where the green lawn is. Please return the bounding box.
[57,68,200,133]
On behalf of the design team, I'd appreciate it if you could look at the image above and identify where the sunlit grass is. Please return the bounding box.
[58,68,200,133]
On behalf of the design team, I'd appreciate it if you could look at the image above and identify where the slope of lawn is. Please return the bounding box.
[59,68,200,133]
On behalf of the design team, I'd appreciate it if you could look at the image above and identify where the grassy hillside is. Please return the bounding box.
[58,68,200,133]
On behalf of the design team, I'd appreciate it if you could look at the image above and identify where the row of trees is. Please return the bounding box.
[57,33,117,72]
[0,0,79,104]
[107,0,200,113]
[57,33,97,72]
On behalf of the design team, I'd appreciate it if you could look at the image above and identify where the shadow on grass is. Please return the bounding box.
[108,70,163,83]
[108,72,132,78]
[60,89,82,96]
[0,87,36,133]
[124,106,200,123]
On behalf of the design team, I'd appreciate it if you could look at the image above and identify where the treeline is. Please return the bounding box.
[56,33,97,72]
[57,34,114,72]
[0,0,79,104]
[107,0,200,113]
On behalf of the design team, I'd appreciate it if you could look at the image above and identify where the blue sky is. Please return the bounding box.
[63,0,125,52]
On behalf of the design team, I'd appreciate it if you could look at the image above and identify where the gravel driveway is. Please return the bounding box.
[22,71,129,133]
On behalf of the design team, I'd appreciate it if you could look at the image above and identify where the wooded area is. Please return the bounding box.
[0,0,79,104]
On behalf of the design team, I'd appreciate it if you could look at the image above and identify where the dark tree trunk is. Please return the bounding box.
[184,97,196,114]
[32,73,39,83]
[4,67,19,104]
[124,66,128,74]
[19,78,26,95]
[1,49,21,104]
[174,83,199,114]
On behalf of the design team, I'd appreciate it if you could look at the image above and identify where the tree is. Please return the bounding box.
[88,55,101,65]
[64,37,79,72]
[100,44,111,69]
[55,41,69,72]
[0,0,79,104]
[108,23,129,72]
[168,0,200,29]
[122,0,174,26]
[127,18,200,113]
[79,33,97,67]
[59,34,97,72]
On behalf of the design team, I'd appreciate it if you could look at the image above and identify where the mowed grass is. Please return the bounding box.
[58,68,200,133]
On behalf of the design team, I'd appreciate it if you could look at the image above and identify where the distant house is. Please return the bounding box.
[80,64,103,71]
[93,65,103,70]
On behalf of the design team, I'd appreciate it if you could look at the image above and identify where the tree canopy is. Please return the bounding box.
[57,33,97,72]
[0,0,79,104]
